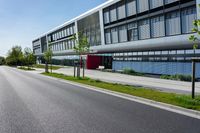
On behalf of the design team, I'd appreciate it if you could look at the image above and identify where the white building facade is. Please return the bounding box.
[33,0,200,77]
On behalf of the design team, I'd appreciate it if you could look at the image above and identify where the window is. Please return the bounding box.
[137,0,149,13]
[117,1,126,20]
[126,0,136,17]
[181,6,197,34]
[128,22,138,41]
[105,29,111,44]
[104,9,110,24]
[166,11,181,35]
[138,19,150,39]
[165,0,179,4]
[111,27,118,43]
[110,5,117,22]
[67,28,70,36]
[151,15,165,38]
[119,25,127,42]
[150,0,163,9]
[70,26,73,35]
[64,29,67,37]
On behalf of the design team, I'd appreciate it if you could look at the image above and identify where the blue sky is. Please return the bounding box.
[0,0,106,57]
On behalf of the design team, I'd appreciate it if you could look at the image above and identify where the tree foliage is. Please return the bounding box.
[73,33,90,56]
[44,48,53,73]
[23,47,36,68]
[5,46,36,66]
[72,32,90,78]
[6,45,24,66]
[0,56,5,65]
[189,4,200,49]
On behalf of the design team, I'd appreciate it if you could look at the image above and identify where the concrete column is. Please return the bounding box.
[99,9,105,46]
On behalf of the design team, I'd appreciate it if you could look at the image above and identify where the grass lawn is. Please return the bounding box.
[18,66,35,71]
[42,72,200,111]
[33,64,62,70]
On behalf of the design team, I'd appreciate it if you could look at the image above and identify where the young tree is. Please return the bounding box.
[73,33,90,78]
[24,47,36,69]
[44,48,53,73]
[189,20,200,49]
[189,8,200,99]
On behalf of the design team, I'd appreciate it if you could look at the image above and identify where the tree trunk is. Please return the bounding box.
[45,61,49,73]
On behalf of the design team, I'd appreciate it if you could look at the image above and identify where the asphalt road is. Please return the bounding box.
[0,66,200,133]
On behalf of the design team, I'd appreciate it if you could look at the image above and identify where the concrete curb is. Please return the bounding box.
[40,74,200,120]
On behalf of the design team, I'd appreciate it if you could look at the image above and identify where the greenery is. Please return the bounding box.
[6,45,24,66]
[189,4,200,49]
[23,47,36,69]
[0,56,5,65]
[18,66,35,71]
[44,48,53,73]
[5,46,36,67]
[160,74,192,82]
[42,72,200,111]
[123,68,144,76]
[72,33,90,78]
[33,64,62,70]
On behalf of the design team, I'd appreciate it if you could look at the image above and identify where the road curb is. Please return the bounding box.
[41,74,200,120]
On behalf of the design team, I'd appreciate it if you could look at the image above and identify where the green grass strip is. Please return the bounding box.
[42,72,200,111]
[33,64,62,70]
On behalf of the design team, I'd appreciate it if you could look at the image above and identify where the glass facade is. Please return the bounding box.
[126,0,137,17]
[149,0,163,9]
[128,22,138,41]
[166,11,181,36]
[151,15,165,38]
[137,0,149,13]
[138,19,150,40]
[110,5,117,22]
[77,12,101,46]
[113,49,198,62]
[181,6,197,34]
[111,27,118,43]
[117,1,126,20]
[104,5,196,45]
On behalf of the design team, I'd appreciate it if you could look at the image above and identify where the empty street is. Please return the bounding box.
[0,66,200,133]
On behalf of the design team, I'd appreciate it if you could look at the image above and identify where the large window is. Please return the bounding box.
[126,0,137,16]
[119,25,127,42]
[138,19,150,39]
[111,27,118,43]
[105,29,111,44]
[128,22,138,41]
[181,6,197,34]
[166,11,181,36]
[110,6,117,22]
[150,0,163,9]
[151,15,165,38]
[104,9,110,24]
[137,0,149,13]
[117,1,126,20]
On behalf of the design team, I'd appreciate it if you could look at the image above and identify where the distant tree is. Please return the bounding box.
[24,47,36,69]
[73,33,90,78]
[44,48,53,73]
[0,56,5,65]
[6,45,23,66]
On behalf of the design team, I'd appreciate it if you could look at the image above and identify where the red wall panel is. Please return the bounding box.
[86,55,102,69]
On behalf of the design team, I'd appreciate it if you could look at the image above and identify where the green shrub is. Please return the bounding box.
[123,68,144,76]
[160,74,192,82]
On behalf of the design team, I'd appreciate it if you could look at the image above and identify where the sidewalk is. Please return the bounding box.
[52,67,200,94]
